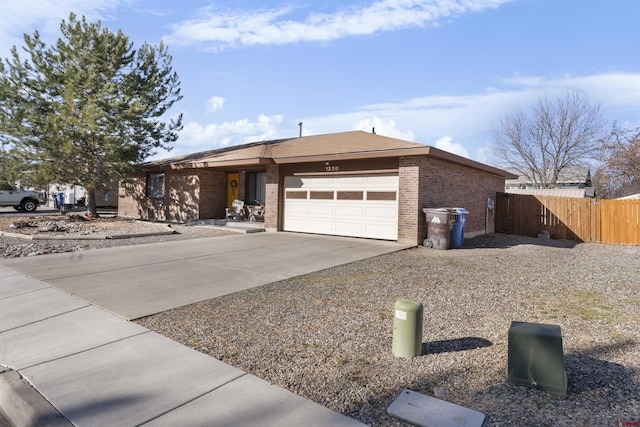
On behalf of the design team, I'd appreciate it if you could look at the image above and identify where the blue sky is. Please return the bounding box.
[1,0,639,165]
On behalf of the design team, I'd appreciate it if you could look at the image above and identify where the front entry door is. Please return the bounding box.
[226,173,239,209]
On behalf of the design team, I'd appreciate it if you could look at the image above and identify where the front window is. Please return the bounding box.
[146,173,165,198]
[245,172,266,205]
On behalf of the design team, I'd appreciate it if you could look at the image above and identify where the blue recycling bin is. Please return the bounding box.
[55,192,64,210]
[450,208,469,248]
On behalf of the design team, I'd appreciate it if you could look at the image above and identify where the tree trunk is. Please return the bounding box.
[85,189,99,218]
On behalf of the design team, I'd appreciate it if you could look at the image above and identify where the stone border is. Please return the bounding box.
[0,223,176,240]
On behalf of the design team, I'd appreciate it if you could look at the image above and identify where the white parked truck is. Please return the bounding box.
[0,184,46,212]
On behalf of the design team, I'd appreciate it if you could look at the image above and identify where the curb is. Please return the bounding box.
[0,226,176,241]
[0,368,72,426]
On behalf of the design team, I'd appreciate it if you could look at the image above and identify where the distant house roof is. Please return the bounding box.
[505,166,591,187]
[143,131,516,178]
[616,193,640,200]
[505,188,594,198]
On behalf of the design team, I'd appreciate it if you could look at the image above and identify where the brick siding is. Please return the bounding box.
[199,170,226,219]
[118,169,226,222]
[166,171,199,222]
[398,156,504,245]
[118,172,161,220]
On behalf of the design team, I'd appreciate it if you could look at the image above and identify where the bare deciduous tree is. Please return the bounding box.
[594,123,640,198]
[493,90,605,188]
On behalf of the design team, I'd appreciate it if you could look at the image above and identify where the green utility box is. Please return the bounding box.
[507,321,567,398]
[392,299,423,358]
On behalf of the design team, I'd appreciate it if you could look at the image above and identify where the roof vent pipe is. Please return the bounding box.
[372,127,376,134]
[298,122,303,138]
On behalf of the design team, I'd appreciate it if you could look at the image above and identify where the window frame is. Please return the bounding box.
[146,173,165,199]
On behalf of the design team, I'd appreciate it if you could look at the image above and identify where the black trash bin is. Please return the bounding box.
[423,208,456,250]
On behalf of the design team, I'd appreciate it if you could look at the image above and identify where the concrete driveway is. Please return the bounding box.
[1,232,411,320]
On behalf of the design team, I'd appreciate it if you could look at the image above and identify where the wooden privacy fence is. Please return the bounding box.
[495,192,640,245]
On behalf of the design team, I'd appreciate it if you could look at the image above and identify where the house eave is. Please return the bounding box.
[423,146,518,179]
[278,145,517,179]
[142,157,273,171]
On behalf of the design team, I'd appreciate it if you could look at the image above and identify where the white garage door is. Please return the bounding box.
[283,174,398,240]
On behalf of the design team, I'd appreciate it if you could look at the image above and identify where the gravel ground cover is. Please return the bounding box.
[136,234,640,426]
[0,215,235,258]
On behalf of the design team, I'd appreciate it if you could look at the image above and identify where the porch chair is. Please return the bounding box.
[225,199,245,221]
[248,204,265,222]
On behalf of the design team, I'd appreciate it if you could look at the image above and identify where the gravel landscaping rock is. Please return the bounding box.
[0,215,235,258]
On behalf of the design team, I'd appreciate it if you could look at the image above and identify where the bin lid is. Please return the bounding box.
[423,207,458,213]
[453,207,469,214]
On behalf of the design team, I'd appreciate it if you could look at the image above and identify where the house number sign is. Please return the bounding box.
[325,165,339,172]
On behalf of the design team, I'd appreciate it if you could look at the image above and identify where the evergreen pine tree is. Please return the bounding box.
[0,13,182,216]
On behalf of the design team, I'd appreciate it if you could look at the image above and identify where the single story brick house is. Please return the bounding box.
[118,131,516,246]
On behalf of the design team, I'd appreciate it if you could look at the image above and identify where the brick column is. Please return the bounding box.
[398,157,422,245]
[264,164,280,232]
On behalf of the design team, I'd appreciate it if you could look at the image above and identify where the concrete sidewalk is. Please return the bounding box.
[0,233,411,425]
[0,266,366,426]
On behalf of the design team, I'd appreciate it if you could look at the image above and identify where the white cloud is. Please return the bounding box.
[498,72,640,107]
[164,0,512,49]
[0,0,124,57]
[475,140,494,164]
[205,96,226,113]
[300,72,640,163]
[353,117,415,141]
[152,113,285,159]
[434,136,469,158]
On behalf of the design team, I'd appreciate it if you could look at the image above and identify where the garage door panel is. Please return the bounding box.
[338,176,367,186]
[364,223,398,238]
[285,204,310,215]
[335,206,365,217]
[285,218,309,231]
[308,219,336,232]
[301,177,335,188]
[284,174,398,240]
[364,205,397,218]
[366,175,398,186]
[335,221,364,234]
[309,204,335,215]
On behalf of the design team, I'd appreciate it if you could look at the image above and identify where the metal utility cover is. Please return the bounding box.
[507,321,567,398]
[387,389,488,427]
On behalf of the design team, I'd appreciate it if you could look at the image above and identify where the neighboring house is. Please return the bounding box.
[505,166,592,189]
[46,183,118,208]
[505,166,595,198]
[118,131,516,246]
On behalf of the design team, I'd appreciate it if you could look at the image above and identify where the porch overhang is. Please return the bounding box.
[141,157,274,172]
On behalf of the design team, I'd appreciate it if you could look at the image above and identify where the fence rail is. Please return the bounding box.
[495,193,640,245]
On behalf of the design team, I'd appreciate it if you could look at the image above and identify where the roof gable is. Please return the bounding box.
[145,131,424,168]
[142,130,514,178]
